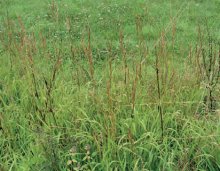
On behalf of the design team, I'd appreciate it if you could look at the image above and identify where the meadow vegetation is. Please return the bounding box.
[0,0,220,170]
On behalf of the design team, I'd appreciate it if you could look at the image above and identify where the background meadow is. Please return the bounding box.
[0,0,220,170]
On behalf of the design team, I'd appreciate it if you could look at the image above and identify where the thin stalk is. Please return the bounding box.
[155,46,164,140]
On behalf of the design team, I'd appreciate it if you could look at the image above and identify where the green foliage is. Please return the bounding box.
[0,0,220,170]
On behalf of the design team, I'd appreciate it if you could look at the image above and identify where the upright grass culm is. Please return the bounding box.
[155,46,164,140]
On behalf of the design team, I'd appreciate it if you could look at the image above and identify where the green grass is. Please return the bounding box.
[0,0,220,170]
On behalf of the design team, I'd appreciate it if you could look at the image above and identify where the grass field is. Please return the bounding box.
[0,0,220,170]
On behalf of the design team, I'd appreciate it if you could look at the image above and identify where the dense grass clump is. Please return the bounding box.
[0,0,220,170]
